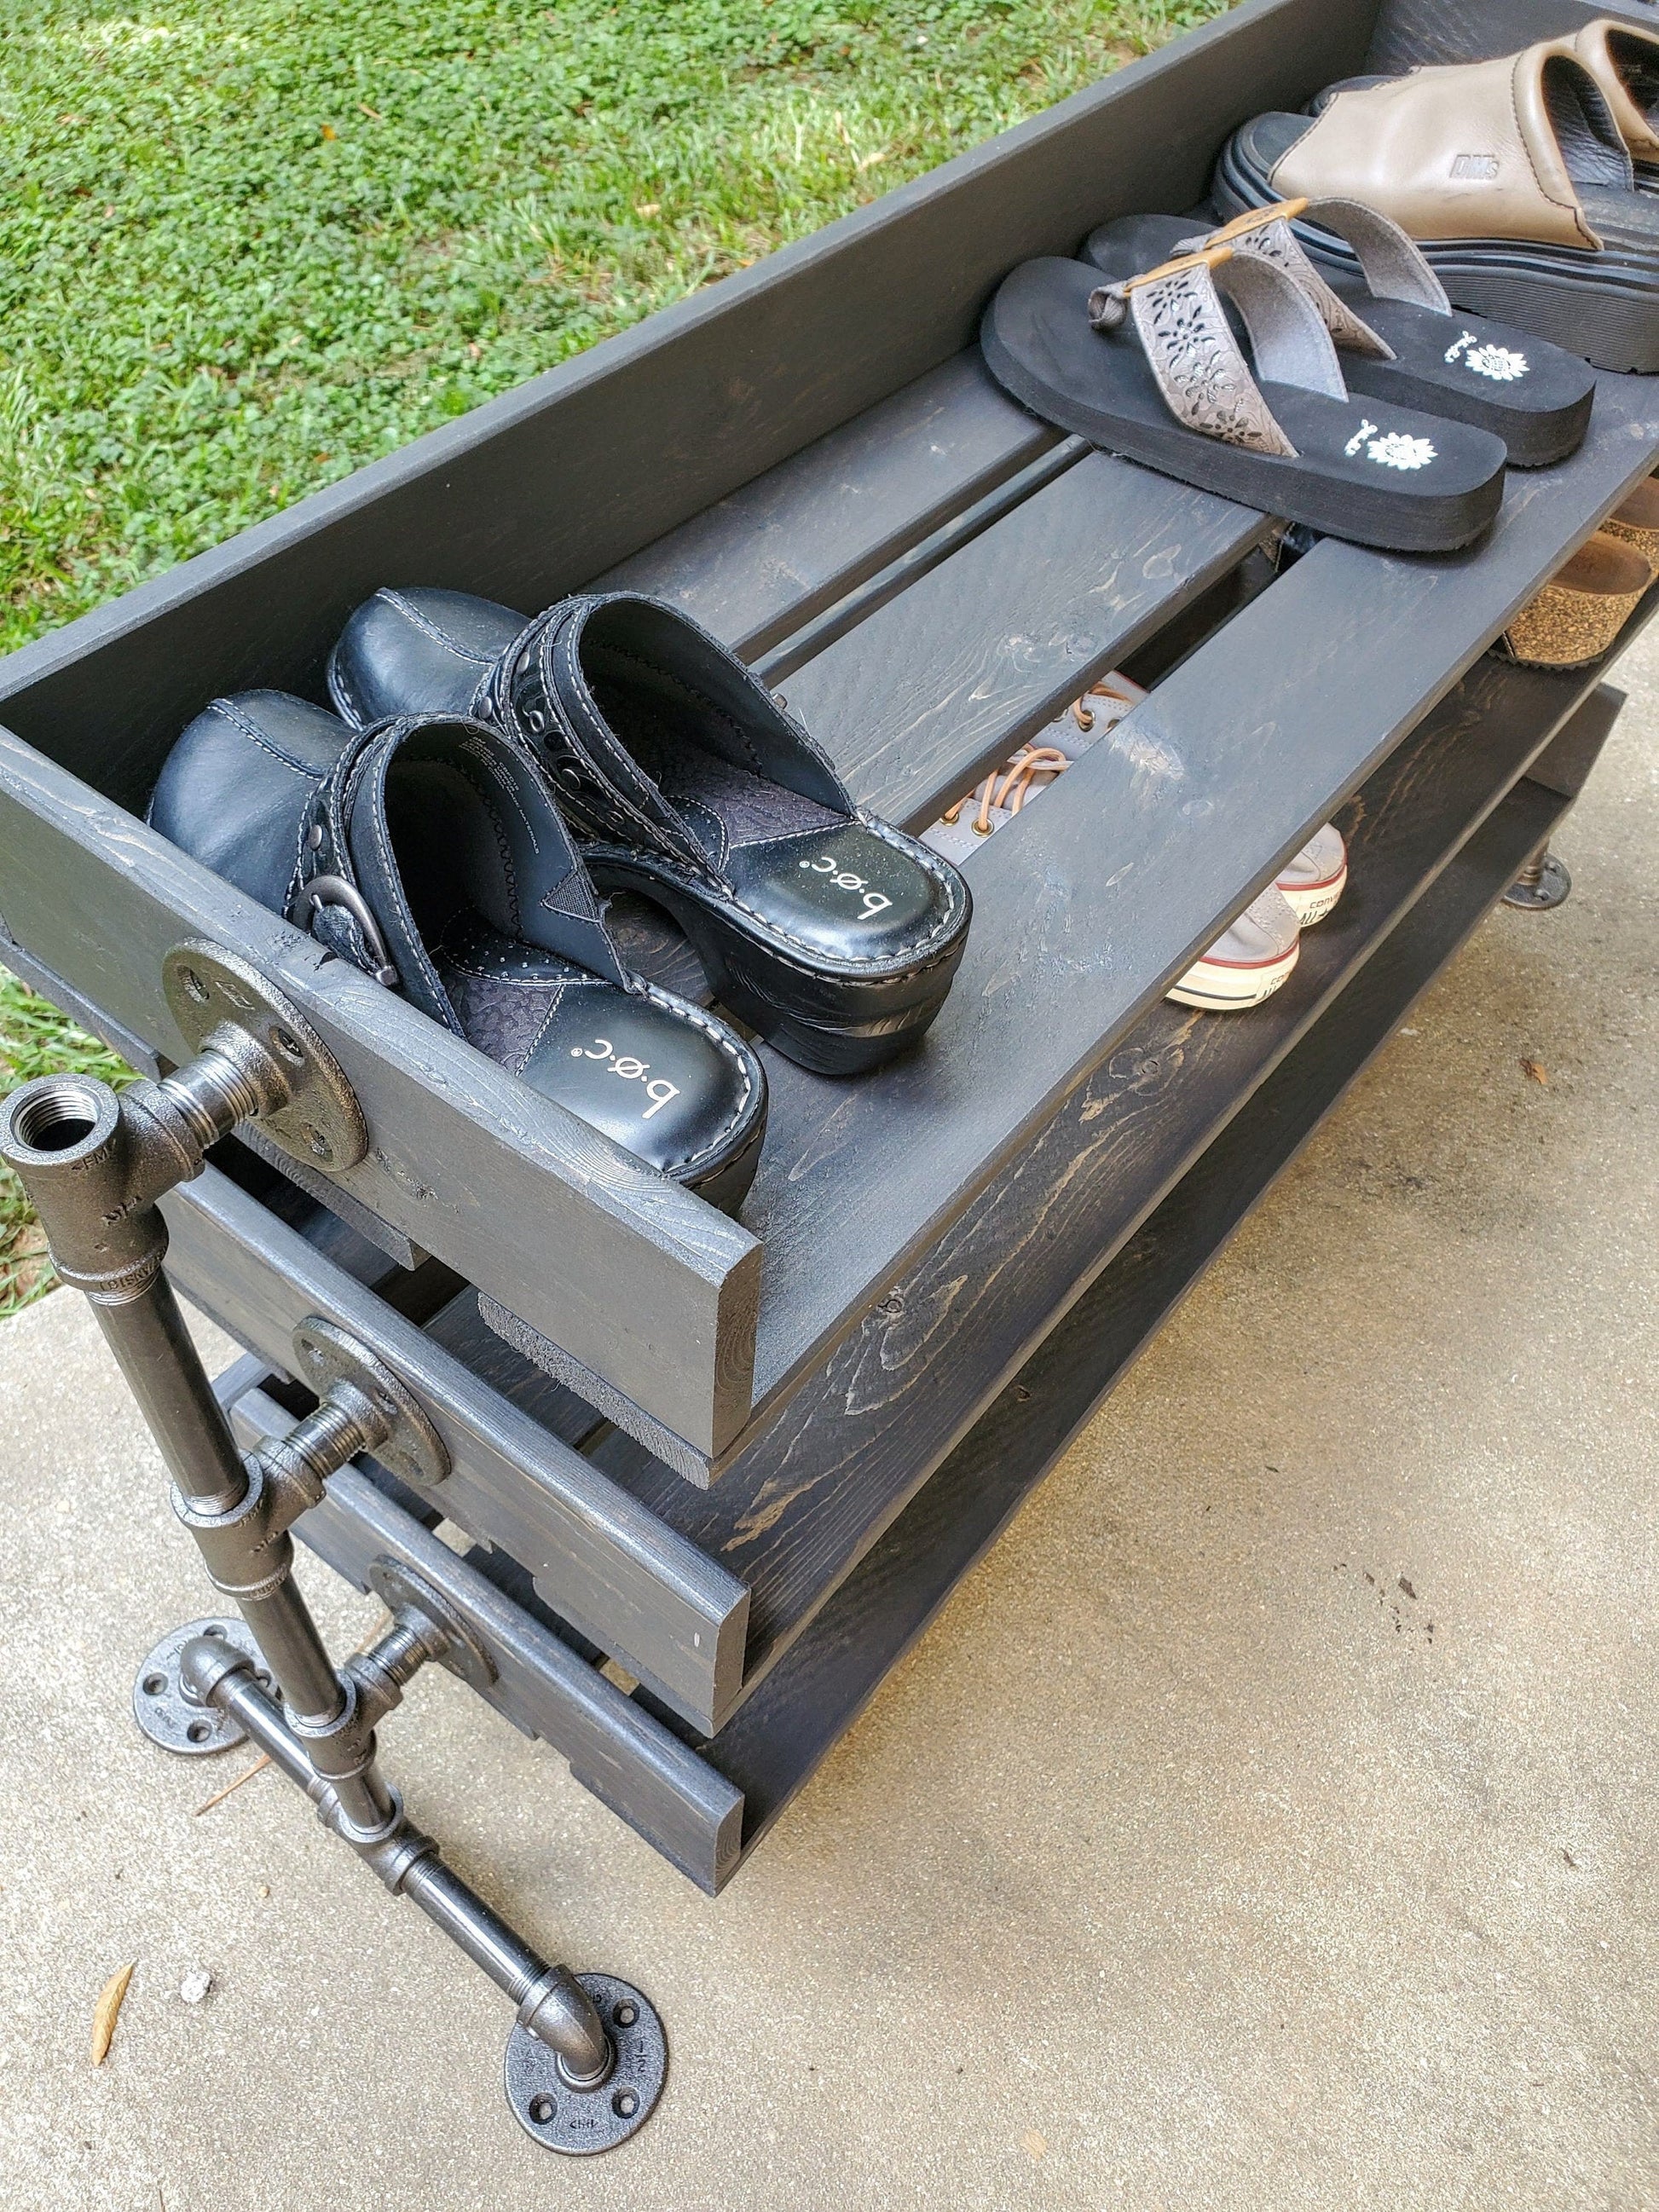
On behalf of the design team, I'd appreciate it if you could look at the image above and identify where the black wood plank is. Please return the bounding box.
[0,739,760,1458]
[159,1165,749,1732]
[598,350,1061,661]
[779,452,1269,834]
[695,770,1575,1875]
[749,441,1088,689]
[421,1285,606,1454]
[0,932,163,1079]
[226,1403,746,1894]
[575,637,1632,1695]
[0,0,1374,815]
[1527,678,1627,800]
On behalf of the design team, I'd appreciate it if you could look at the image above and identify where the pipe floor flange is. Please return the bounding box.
[1503,852,1572,911]
[292,1316,449,1490]
[132,1617,269,1754]
[504,1975,667,2154]
[162,940,367,1172]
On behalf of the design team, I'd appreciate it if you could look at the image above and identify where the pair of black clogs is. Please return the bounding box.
[147,590,973,1216]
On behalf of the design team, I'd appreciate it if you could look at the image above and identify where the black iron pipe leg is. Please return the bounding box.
[0,962,667,2151]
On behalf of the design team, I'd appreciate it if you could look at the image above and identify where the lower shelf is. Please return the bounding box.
[686,766,1572,1872]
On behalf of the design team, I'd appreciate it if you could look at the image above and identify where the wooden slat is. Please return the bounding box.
[420,1284,605,1453]
[571,632,1639,1687]
[694,771,1576,1875]
[160,1164,748,1732]
[0,744,760,1458]
[1526,677,1627,800]
[782,452,1270,832]
[227,1409,745,1894]
[450,361,1659,1479]
[598,350,1061,661]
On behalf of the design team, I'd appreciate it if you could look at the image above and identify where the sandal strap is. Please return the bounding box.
[1269,49,1621,251]
[1088,247,1346,460]
[1179,195,1449,351]
[1571,18,1659,163]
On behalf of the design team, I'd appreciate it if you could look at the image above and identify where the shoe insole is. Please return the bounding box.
[586,679,943,962]
[434,913,749,1175]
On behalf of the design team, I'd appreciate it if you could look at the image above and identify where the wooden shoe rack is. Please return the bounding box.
[0,0,1653,2137]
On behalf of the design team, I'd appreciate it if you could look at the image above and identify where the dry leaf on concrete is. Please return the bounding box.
[1521,1058,1549,1085]
[90,1962,135,2065]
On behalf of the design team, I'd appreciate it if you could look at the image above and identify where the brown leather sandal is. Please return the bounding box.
[1566,18,1659,174]
[1215,42,1659,370]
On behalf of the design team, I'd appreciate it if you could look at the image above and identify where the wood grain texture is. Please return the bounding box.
[780,452,1269,833]
[1526,680,1627,800]
[228,1408,745,1892]
[0,736,760,1458]
[574,637,1634,1694]
[160,1164,748,1731]
[598,349,1061,661]
[246,739,1581,1890]
[0,0,1373,816]
[691,771,1576,1876]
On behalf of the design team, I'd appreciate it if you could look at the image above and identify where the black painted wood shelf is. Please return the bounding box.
[0,0,1650,1891]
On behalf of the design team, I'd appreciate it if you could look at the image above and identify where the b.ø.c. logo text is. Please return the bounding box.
[799,852,893,919]
[569,1038,680,1119]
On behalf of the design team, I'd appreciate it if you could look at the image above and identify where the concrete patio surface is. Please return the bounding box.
[1,632,1655,2212]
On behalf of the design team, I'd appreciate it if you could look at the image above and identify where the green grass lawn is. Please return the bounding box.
[0,0,1228,1311]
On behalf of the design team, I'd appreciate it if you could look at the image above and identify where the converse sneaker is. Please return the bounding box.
[1165,886,1301,1011]
[1275,820,1348,925]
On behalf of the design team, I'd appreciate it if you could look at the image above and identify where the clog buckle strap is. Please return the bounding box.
[290,734,403,990]
[304,874,400,988]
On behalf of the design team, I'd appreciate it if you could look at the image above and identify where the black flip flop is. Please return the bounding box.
[1083,204,1594,467]
[147,694,768,1213]
[1214,50,1659,373]
[980,250,1507,553]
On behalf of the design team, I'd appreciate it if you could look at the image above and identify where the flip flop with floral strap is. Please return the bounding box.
[980,247,1506,552]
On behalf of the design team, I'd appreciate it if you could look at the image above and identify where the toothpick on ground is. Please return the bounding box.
[194,1753,272,1816]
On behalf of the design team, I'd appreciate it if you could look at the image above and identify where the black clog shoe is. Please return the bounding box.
[328,588,973,1076]
[147,692,767,1214]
